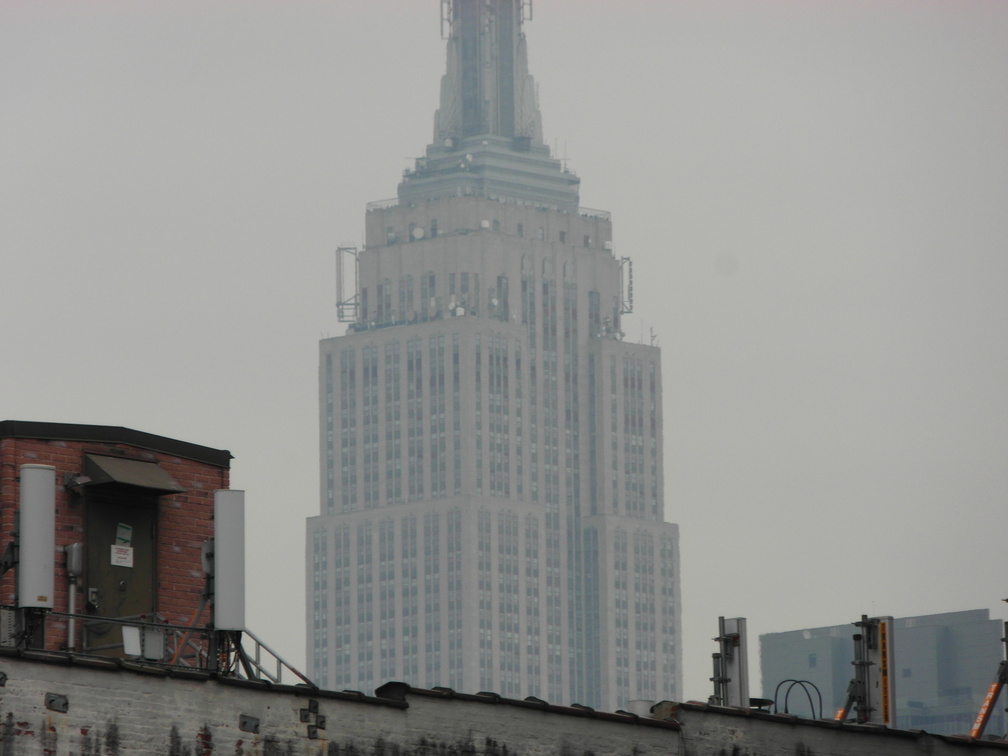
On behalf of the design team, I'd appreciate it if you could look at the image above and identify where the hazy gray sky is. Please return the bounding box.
[3,0,1007,701]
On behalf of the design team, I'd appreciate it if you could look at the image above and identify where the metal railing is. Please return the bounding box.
[365,194,611,221]
[219,627,315,687]
[26,610,314,687]
[578,206,611,221]
[366,197,399,212]
[43,611,211,669]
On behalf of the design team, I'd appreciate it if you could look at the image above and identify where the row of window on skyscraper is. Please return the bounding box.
[311,509,678,707]
[382,217,597,248]
[358,266,622,338]
[324,341,660,519]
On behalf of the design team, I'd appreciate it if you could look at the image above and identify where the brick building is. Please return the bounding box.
[0,420,231,655]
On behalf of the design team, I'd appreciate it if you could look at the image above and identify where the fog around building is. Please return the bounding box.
[3,0,1007,701]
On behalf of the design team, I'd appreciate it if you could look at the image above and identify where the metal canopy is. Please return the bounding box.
[83,454,185,496]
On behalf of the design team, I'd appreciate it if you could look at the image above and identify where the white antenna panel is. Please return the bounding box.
[18,465,55,609]
[213,490,246,631]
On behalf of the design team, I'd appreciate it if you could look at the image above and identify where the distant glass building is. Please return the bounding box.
[306,0,681,711]
[760,609,1005,736]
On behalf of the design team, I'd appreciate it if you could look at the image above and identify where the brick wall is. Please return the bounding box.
[0,426,230,651]
[0,654,1003,756]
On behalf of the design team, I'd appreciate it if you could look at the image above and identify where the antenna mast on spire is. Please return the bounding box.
[440,0,452,39]
[442,0,532,39]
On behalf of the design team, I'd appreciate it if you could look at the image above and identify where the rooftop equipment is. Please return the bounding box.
[970,621,1008,740]
[834,615,896,725]
[711,616,750,708]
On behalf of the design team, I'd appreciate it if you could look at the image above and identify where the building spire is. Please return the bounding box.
[398,0,579,212]
[434,0,542,144]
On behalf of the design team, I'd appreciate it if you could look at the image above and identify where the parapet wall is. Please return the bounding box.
[0,652,1004,756]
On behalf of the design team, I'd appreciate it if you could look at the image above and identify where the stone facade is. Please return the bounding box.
[308,0,681,712]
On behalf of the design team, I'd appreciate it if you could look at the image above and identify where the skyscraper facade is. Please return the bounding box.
[307,0,681,711]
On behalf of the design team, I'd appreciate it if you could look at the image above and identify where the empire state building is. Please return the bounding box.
[308,0,681,711]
